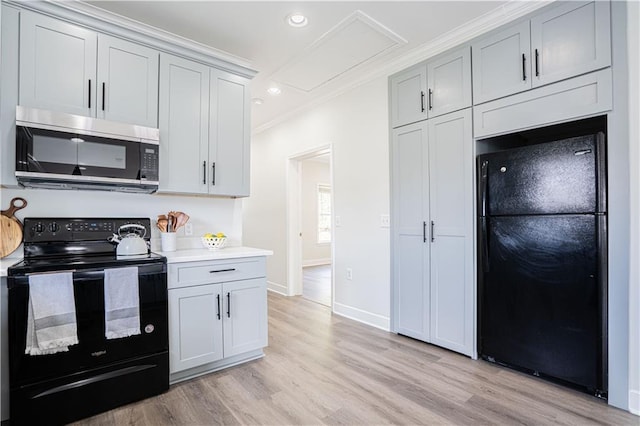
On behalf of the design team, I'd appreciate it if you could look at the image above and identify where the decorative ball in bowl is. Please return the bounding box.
[202,233,227,250]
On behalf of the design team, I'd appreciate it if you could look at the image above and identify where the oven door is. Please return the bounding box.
[8,262,168,387]
[16,125,159,182]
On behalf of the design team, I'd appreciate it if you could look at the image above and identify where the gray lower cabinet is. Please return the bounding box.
[391,108,474,357]
[159,53,250,196]
[472,0,611,105]
[167,257,267,382]
[19,10,159,127]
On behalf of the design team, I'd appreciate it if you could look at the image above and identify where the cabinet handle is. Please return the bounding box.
[428,89,433,110]
[535,49,540,77]
[209,268,236,273]
[203,161,206,185]
[102,82,106,111]
[423,221,427,243]
[522,53,526,81]
[212,162,216,186]
[88,80,92,109]
[420,91,425,112]
[430,221,435,242]
[226,292,231,318]
[216,294,221,320]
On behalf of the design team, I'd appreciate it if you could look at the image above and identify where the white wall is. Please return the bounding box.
[0,187,243,257]
[243,77,391,329]
[301,159,331,266]
[627,0,640,415]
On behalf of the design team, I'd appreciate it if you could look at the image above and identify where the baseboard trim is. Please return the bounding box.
[267,281,288,296]
[302,258,331,267]
[630,390,640,415]
[333,302,390,331]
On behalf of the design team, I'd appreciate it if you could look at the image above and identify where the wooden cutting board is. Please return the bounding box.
[0,197,28,258]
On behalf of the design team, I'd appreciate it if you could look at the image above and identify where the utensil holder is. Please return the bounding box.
[161,232,177,252]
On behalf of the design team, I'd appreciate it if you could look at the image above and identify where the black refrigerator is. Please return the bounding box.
[477,133,607,397]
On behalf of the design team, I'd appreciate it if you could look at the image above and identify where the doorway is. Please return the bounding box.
[286,146,334,308]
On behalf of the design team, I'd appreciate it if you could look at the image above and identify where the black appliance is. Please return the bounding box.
[15,106,159,193]
[477,133,607,397]
[7,217,169,425]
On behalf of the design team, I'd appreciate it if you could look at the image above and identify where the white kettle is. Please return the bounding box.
[108,224,149,256]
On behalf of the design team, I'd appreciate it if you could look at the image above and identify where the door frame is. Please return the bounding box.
[286,145,334,306]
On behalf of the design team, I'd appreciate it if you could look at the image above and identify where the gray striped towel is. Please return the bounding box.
[26,271,79,356]
[104,267,141,339]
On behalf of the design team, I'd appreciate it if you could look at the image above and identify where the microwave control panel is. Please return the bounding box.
[140,144,159,182]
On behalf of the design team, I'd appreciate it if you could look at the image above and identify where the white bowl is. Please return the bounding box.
[201,236,227,250]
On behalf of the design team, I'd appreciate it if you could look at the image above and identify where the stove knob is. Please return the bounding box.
[34,222,45,233]
[49,222,60,233]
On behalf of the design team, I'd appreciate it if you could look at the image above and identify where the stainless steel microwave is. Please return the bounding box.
[15,106,159,193]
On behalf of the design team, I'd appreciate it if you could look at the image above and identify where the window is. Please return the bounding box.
[317,184,331,243]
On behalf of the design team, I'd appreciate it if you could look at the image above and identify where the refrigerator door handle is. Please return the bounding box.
[479,160,489,217]
[481,217,490,271]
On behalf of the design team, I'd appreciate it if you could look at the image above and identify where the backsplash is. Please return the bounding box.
[0,187,243,257]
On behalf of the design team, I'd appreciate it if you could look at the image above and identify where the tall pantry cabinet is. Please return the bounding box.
[390,48,474,357]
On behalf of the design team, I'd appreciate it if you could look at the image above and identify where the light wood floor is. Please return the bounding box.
[302,264,331,307]
[76,293,638,425]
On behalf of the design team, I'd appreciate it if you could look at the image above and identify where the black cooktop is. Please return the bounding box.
[8,252,166,275]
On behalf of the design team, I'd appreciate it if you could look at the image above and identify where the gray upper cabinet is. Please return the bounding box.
[97,34,159,127]
[19,11,97,117]
[19,11,159,127]
[426,46,472,118]
[158,53,210,194]
[208,69,251,197]
[472,21,531,105]
[472,0,610,105]
[159,54,250,197]
[530,1,611,88]
[390,46,471,128]
[390,63,428,128]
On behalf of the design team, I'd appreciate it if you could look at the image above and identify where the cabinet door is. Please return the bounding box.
[426,46,471,118]
[472,20,531,104]
[530,1,610,88]
[208,69,250,196]
[168,284,224,373]
[97,34,159,127]
[1,5,20,187]
[428,109,474,357]
[222,278,267,358]
[389,63,428,128]
[19,11,97,117]
[158,53,209,194]
[391,122,430,341]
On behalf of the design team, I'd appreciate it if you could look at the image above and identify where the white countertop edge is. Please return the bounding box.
[157,246,273,264]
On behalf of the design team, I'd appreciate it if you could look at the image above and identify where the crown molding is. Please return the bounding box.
[5,0,258,78]
[253,0,553,135]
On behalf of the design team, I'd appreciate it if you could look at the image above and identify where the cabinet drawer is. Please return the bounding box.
[168,257,266,289]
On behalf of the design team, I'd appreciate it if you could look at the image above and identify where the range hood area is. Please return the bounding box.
[15,106,160,194]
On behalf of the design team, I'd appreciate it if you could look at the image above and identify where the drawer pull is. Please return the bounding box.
[209,268,236,273]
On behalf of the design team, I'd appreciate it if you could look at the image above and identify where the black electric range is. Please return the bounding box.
[7,217,169,425]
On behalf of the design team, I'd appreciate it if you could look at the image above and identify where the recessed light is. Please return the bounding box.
[252,98,264,105]
[267,87,281,95]
[287,13,308,28]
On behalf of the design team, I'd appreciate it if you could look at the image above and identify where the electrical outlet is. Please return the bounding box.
[184,223,193,236]
[381,214,390,228]
[335,215,341,227]
[346,268,353,280]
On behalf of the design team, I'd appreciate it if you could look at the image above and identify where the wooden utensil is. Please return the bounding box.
[0,197,28,258]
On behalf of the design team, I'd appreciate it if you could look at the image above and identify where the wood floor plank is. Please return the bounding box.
[72,292,638,425]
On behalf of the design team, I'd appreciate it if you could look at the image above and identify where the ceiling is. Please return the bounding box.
[84,1,511,132]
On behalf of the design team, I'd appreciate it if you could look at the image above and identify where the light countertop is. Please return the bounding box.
[157,246,273,263]
[0,257,22,278]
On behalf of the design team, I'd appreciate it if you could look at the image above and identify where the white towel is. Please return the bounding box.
[104,267,141,339]
[26,272,79,356]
